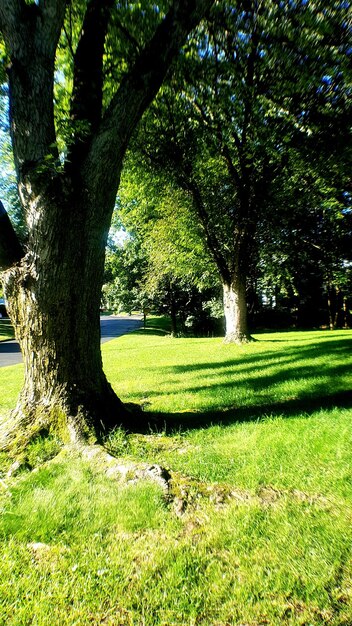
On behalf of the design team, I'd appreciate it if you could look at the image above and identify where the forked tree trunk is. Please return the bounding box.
[223,275,252,344]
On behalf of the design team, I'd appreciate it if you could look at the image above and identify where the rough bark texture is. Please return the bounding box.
[223,277,252,344]
[2,191,127,447]
[0,0,214,451]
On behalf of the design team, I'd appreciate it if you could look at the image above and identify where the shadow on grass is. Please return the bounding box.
[142,389,352,434]
[134,316,172,337]
[134,327,170,337]
[128,332,352,434]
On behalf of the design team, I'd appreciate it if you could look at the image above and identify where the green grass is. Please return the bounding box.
[103,327,351,418]
[1,327,352,625]
[0,318,15,342]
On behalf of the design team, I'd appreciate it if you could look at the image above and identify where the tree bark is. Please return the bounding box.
[223,275,252,344]
[0,201,24,270]
[2,188,129,448]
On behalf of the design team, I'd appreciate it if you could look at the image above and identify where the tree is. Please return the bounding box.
[113,168,219,335]
[102,234,149,315]
[0,0,214,450]
[129,0,352,342]
[256,160,352,329]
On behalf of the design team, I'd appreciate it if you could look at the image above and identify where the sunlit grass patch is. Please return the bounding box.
[0,363,23,415]
[1,464,352,625]
[102,328,352,417]
[0,456,169,542]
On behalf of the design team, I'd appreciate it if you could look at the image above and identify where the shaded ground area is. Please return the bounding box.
[146,388,352,434]
[0,315,142,367]
[103,327,352,433]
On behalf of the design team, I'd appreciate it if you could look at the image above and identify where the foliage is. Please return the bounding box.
[0,92,25,240]
[117,165,215,288]
[103,236,148,313]
[53,0,170,155]
[105,165,222,332]
[256,151,352,328]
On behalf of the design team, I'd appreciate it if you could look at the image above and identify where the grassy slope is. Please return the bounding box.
[0,326,352,625]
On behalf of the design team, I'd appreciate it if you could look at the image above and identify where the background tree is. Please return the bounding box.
[103,234,149,316]
[257,157,352,329]
[127,0,352,342]
[112,167,220,335]
[0,0,213,450]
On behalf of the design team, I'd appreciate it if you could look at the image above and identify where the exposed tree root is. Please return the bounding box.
[79,444,172,492]
[0,399,145,459]
[2,438,334,521]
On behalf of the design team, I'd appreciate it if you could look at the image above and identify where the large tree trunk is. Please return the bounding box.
[223,275,252,344]
[2,191,129,448]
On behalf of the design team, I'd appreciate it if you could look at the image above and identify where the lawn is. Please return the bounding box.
[0,318,15,342]
[0,325,352,625]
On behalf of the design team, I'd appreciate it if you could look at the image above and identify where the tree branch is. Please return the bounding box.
[85,0,214,192]
[70,0,115,141]
[0,0,65,57]
[38,0,67,56]
[221,144,243,192]
[0,201,24,271]
[114,14,141,55]
[241,6,259,148]
[1,0,66,180]
[62,21,75,59]
[0,0,25,39]
[184,177,231,284]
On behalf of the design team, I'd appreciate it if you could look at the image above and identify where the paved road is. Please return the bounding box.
[0,315,143,368]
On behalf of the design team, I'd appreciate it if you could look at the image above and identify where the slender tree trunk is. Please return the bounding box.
[223,275,252,344]
[169,288,178,336]
[327,284,338,330]
[343,296,349,329]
